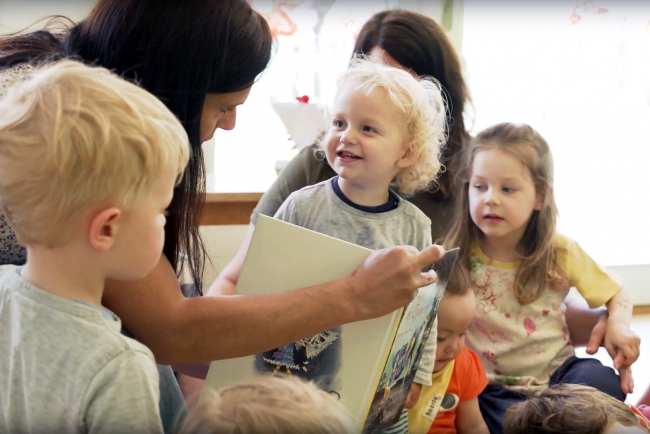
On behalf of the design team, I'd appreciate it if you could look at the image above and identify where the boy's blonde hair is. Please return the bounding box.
[0,60,190,247]
[503,384,640,434]
[179,375,357,434]
[319,56,447,195]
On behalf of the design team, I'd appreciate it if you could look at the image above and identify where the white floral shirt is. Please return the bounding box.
[466,233,621,395]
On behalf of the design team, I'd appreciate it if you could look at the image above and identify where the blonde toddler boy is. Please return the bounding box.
[0,60,189,434]
[179,375,357,434]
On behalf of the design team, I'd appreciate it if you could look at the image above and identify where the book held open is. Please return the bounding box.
[201,215,458,433]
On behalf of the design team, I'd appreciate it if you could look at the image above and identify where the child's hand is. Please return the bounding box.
[404,382,422,409]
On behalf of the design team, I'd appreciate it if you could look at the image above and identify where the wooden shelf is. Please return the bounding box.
[200,192,263,226]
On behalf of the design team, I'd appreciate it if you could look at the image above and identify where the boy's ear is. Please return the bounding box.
[88,207,121,252]
[396,143,417,169]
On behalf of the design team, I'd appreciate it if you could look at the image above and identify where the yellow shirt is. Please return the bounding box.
[407,360,454,434]
[466,233,621,395]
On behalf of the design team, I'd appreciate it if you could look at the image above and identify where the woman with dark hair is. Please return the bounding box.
[0,2,445,431]
[212,9,471,295]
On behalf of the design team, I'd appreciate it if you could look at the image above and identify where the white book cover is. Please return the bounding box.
[201,215,458,433]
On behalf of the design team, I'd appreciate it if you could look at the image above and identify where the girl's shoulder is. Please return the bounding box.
[554,232,589,264]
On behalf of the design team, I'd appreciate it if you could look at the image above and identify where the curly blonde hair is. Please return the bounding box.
[317,56,447,196]
[179,375,357,434]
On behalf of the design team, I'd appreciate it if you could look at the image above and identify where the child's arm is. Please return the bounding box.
[413,317,437,383]
[455,398,489,434]
[605,286,640,370]
[407,317,437,408]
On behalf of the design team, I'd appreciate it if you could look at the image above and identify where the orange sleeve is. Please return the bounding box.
[458,348,489,403]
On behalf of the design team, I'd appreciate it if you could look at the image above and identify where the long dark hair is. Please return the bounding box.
[0,0,273,293]
[353,10,470,200]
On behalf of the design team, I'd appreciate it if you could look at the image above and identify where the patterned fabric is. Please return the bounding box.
[466,233,621,395]
[0,65,34,265]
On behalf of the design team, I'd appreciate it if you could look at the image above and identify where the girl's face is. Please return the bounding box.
[200,87,252,142]
[468,148,542,247]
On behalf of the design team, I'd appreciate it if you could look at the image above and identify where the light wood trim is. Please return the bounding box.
[200,192,263,226]
[633,305,650,316]
[205,192,264,204]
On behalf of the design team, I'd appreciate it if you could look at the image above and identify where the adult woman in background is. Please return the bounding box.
[0,1,444,431]
[211,9,470,295]
[210,7,628,394]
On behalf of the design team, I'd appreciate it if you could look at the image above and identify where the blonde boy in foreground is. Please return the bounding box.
[0,60,189,434]
[179,376,357,434]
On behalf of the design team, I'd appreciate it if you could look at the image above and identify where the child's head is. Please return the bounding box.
[0,60,189,279]
[445,122,558,304]
[179,375,357,434]
[503,384,648,434]
[434,267,475,372]
[318,56,447,195]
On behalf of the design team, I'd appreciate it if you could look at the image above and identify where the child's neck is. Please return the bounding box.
[337,177,391,207]
[22,244,106,308]
[479,234,521,263]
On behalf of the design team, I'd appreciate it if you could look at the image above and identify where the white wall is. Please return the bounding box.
[0,1,96,33]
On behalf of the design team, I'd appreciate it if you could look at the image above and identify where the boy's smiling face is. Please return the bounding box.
[324,83,412,193]
[435,290,476,372]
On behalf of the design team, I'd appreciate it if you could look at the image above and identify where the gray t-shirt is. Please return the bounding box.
[0,266,163,434]
[270,179,437,386]
[251,145,455,243]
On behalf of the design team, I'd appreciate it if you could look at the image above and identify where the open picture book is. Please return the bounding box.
[201,215,459,433]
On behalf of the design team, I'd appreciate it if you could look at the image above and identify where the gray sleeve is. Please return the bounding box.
[83,350,163,434]
[272,193,301,226]
[414,316,437,386]
[413,217,436,386]
[251,147,315,225]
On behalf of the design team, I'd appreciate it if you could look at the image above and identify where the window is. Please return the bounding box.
[209,0,394,193]
[462,0,650,267]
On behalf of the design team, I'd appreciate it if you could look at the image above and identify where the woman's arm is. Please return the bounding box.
[564,289,636,394]
[103,245,444,365]
[564,290,608,349]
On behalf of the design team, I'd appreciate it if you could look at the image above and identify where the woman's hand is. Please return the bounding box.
[343,244,444,321]
[585,310,608,354]
[585,312,638,395]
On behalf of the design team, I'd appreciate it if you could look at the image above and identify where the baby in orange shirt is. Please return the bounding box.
[408,269,489,434]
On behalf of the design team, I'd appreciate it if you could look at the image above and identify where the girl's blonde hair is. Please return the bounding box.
[318,55,448,195]
[179,376,357,434]
[444,123,559,305]
[0,60,190,247]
